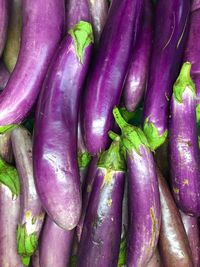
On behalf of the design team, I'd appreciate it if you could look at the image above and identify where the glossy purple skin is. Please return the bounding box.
[0,0,64,126]
[146,249,162,267]
[184,2,200,104]
[143,0,190,136]
[88,0,108,43]
[39,216,74,267]
[31,250,40,267]
[127,146,161,267]
[0,185,23,267]
[76,156,98,241]
[77,168,125,267]
[180,211,200,267]
[11,127,44,235]
[169,89,200,216]
[0,61,9,91]
[82,0,143,155]
[0,132,13,163]
[123,0,153,112]
[65,0,90,30]
[33,32,92,230]
[0,0,8,56]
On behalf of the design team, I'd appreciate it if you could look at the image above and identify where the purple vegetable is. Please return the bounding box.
[0,0,8,56]
[11,127,45,266]
[0,131,13,164]
[0,61,9,91]
[191,0,200,12]
[77,137,126,267]
[0,0,64,132]
[31,250,40,267]
[180,211,200,267]
[123,0,153,112]
[146,249,162,267]
[82,0,143,155]
[39,216,74,267]
[169,62,200,216]
[143,0,190,151]
[33,21,93,230]
[113,107,161,267]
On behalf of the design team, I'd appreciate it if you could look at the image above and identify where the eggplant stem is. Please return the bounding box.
[112,107,127,130]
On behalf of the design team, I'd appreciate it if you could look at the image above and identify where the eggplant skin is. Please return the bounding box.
[0,0,9,56]
[0,61,9,91]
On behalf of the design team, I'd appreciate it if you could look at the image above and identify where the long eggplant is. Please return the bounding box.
[147,249,162,267]
[0,0,64,132]
[157,168,194,267]
[143,0,190,151]
[82,0,143,155]
[0,0,9,56]
[113,107,161,267]
[39,216,74,267]
[77,137,126,267]
[0,157,23,266]
[0,131,13,163]
[123,0,153,112]
[180,211,200,267]
[11,127,45,266]
[0,61,9,91]
[169,62,200,216]
[33,21,93,230]
[3,0,22,73]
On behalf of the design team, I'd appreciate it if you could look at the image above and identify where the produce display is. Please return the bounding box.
[1,0,200,267]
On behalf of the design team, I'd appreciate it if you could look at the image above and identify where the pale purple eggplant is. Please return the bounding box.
[0,61,9,91]
[33,21,93,230]
[113,107,161,267]
[0,0,9,56]
[0,0,64,133]
[123,0,153,112]
[147,249,162,267]
[0,131,13,163]
[169,62,200,216]
[77,137,126,267]
[143,0,190,151]
[192,0,200,12]
[82,0,143,155]
[11,127,45,266]
[180,211,200,267]
[39,216,74,267]
[31,250,40,267]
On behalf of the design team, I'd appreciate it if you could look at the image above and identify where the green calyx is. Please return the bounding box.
[173,62,196,103]
[69,20,94,63]
[0,124,18,134]
[0,157,20,197]
[143,119,168,151]
[78,151,91,169]
[117,231,127,267]
[97,136,126,171]
[196,104,200,122]
[113,107,149,154]
[16,224,38,266]
[119,107,136,123]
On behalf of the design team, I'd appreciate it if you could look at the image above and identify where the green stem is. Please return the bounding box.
[108,131,119,141]
[113,107,128,130]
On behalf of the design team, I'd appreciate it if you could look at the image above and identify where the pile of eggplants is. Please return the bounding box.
[1,0,200,266]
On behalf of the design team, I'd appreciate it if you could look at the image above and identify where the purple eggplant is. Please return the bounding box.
[169,62,200,216]
[123,0,153,112]
[39,216,74,267]
[0,0,64,133]
[0,0,9,56]
[33,21,93,230]
[11,127,45,266]
[77,137,126,267]
[0,157,23,266]
[31,250,40,267]
[180,211,200,267]
[82,0,143,155]
[0,61,9,91]
[192,0,200,12]
[0,131,13,163]
[113,107,161,267]
[147,249,162,267]
[143,0,190,151]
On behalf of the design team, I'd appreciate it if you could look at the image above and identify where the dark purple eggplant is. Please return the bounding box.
[169,62,200,216]
[77,137,126,267]
[113,107,161,267]
[143,0,190,151]
[0,0,9,56]
[82,0,143,155]
[0,61,9,91]
[33,21,93,230]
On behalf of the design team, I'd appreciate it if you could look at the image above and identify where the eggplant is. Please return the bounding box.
[0,157,23,266]
[11,127,45,266]
[157,168,194,267]
[169,62,200,216]
[0,0,64,132]
[31,250,40,267]
[0,61,9,91]
[82,0,143,155]
[33,21,93,230]
[123,0,153,112]
[0,0,9,56]
[180,211,200,267]
[39,216,74,267]
[77,137,126,267]
[147,249,162,267]
[113,107,161,267]
[3,0,22,73]
[143,0,190,151]
[0,131,13,163]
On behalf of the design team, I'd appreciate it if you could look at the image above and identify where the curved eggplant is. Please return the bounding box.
[0,0,64,132]
[0,61,9,91]
[169,62,200,216]
[82,0,143,155]
[0,131,13,163]
[33,21,93,230]
[0,0,9,56]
